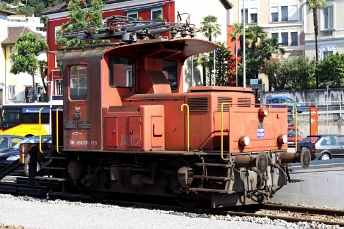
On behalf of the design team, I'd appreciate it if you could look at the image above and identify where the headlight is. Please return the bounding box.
[6,155,20,161]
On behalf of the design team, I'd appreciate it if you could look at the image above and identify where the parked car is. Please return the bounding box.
[0,135,26,152]
[0,135,51,176]
[297,134,344,160]
[287,126,302,145]
[266,96,304,113]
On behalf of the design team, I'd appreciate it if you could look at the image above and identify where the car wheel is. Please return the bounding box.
[320,153,330,160]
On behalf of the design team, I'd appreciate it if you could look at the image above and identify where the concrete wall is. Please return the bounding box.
[264,88,344,106]
[264,88,344,136]
[270,163,344,210]
[289,110,344,137]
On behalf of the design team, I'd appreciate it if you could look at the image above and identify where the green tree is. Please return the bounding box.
[230,23,243,54]
[0,1,11,10]
[56,0,105,47]
[199,15,221,86]
[246,25,267,53]
[10,32,47,100]
[193,53,209,86]
[212,42,236,86]
[316,53,344,88]
[200,15,221,42]
[303,0,328,88]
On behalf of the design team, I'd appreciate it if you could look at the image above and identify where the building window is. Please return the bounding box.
[8,85,15,100]
[289,5,298,21]
[56,80,63,95]
[271,33,278,41]
[250,8,257,23]
[323,6,333,29]
[241,8,248,23]
[281,6,288,21]
[127,12,138,19]
[281,32,288,46]
[291,32,298,46]
[271,7,278,22]
[54,26,61,44]
[152,8,162,19]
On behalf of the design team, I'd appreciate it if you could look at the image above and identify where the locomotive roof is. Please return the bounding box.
[52,37,220,63]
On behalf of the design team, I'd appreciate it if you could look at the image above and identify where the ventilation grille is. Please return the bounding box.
[188,97,209,111]
[217,97,233,112]
[108,106,140,112]
[237,98,252,107]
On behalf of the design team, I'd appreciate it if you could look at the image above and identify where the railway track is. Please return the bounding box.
[47,191,344,227]
[2,175,344,227]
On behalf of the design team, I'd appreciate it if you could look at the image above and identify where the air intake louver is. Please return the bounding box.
[217,97,233,111]
[108,106,140,112]
[188,97,209,111]
[237,98,251,107]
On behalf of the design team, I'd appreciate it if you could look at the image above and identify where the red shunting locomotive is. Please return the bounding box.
[25,16,310,208]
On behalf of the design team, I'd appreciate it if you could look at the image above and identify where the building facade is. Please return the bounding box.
[303,0,344,61]
[228,0,304,58]
[0,11,46,105]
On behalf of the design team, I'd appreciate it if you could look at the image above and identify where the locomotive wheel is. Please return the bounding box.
[175,197,202,208]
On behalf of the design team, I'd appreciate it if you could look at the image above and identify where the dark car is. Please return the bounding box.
[297,134,344,160]
[0,135,51,176]
[0,135,26,152]
[266,96,304,113]
[287,126,303,145]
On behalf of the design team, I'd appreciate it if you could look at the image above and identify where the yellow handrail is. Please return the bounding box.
[220,102,230,160]
[180,104,190,151]
[56,107,63,154]
[38,107,44,154]
[287,104,298,150]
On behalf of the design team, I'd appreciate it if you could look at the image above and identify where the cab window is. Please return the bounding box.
[69,65,88,100]
[109,56,134,87]
[163,60,177,90]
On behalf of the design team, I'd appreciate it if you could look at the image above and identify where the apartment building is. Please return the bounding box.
[228,0,304,58]
[304,0,344,61]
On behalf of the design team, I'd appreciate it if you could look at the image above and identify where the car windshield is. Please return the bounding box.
[288,129,296,136]
[286,98,296,103]
[11,136,51,150]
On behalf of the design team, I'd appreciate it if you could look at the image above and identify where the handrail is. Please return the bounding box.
[180,104,190,151]
[220,102,230,160]
[287,104,298,150]
[38,107,44,154]
[56,107,63,154]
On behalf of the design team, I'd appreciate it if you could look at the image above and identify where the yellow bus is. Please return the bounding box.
[0,102,63,137]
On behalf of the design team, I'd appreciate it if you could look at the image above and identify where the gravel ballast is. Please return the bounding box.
[0,194,342,229]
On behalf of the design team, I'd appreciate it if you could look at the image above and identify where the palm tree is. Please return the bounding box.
[199,15,221,85]
[230,23,243,54]
[246,26,267,53]
[303,0,328,88]
[258,37,286,60]
[200,15,221,41]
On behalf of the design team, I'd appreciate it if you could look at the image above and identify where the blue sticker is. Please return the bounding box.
[257,128,265,138]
